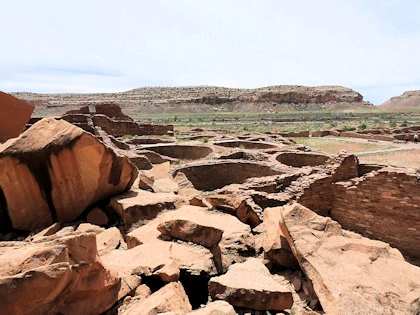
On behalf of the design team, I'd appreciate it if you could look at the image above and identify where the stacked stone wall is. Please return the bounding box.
[332,167,420,260]
[92,115,173,137]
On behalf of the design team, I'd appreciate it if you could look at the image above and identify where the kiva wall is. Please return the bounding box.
[332,167,420,260]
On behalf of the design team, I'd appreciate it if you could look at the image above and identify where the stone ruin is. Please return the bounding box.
[282,125,420,142]
[0,98,419,314]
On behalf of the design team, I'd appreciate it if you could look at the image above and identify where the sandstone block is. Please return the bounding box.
[280,203,420,315]
[0,118,138,231]
[208,258,293,310]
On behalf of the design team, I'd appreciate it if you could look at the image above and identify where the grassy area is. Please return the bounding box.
[359,150,420,169]
[133,109,420,133]
[294,137,394,154]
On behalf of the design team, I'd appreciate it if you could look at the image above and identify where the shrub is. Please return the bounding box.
[343,125,356,131]
[358,123,367,130]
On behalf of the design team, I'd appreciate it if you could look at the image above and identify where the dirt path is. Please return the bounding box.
[326,136,420,155]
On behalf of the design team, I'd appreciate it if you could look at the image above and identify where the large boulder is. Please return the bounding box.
[0,91,34,143]
[208,258,293,310]
[280,203,420,315]
[157,206,225,248]
[109,189,185,229]
[205,194,261,228]
[262,207,299,269]
[120,282,192,315]
[157,206,255,272]
[0,231,120,315]
[0,118,138,231]
[102,241,218,278]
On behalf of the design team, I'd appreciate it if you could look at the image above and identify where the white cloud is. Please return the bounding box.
[1,0,420,104]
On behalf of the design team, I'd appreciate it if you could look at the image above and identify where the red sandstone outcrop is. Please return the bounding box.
[0,91,34,143]
[280,203,420,315]
[0,231,120,315]
[0,118,138,231]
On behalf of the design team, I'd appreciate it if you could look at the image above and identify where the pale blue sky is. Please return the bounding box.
[1,0,419,104]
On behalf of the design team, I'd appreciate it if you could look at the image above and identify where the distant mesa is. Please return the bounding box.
[11,85,374,116]
[379,90,420,109]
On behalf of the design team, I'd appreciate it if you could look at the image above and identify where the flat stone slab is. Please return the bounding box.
[208,258,293,311]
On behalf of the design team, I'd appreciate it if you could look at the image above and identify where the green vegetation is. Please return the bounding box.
[131,108,420,133]
[295,137,394,154]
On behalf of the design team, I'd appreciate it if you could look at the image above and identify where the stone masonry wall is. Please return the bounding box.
[332,167,420,260]
[290,154,359,216]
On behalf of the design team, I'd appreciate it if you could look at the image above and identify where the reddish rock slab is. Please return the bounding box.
[0,118,138,231]
[102,241,217,278]
[205,194,261,228]
[263,207,299,269]
[280,203,420,315]
[0,91,34,143]
[109,189,184,229]
[208,258,293,311]
[120,282,192,315]
[157,206,225,248]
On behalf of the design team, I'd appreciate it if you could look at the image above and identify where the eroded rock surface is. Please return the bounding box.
[0,118,138,231]
[209,258,293,310]
[280,203,420,315]
[0,91,34,143]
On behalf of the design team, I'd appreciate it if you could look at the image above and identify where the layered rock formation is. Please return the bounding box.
[379,90,420,109]
[12,85,374,115]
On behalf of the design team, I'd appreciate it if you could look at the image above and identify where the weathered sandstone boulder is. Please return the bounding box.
[120,282,192,315]
[190,301,236,315]
[157,206,225,248]
[0,231,120,315]
[126,216,166,248]
[208,258,293,310]
[158,206,255,272]
[153,177,180,193]
[280,203,420,315]
[0,91,34,143]
[0,118,138,231]
[102,241,218,278]
[205,194,261,228]
[263,207,299,268]
[96,227,125,256]
[109,189,184,229]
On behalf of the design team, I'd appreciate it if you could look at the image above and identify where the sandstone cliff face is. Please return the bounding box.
[379,90,420,109]
[12,85,373,115]
[0,118,138,231]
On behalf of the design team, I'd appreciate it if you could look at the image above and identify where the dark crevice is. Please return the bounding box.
[179,270,210,309]
[0,187,12,232]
